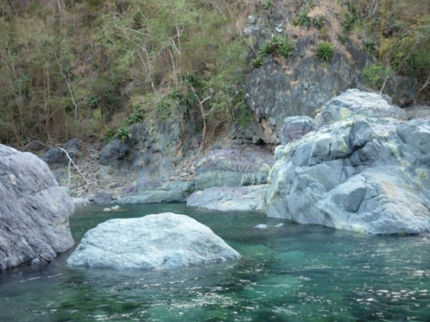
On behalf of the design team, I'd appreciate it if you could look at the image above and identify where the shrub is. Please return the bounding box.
[273,35,294,58]
[124,110,143,126]
[116,127,131,143]
[316,42,335,61]
[295,9,312,28]
[361,63,391,89]
[313,16,325,30]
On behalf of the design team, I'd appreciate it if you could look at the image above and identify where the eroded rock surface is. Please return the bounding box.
[0,144,75,269]
[67,213,240,270]
[266,90,430,235]
[187,185,268,212]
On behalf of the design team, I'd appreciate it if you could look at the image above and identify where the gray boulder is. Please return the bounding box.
[316,88,407,126]
[187,185,268,212]
[0,144,75,270]
[195,147,274,190]
[266,102,430,235]
[117,181,194,204]
[245,37,360,144]
[41,138,79,166]
[279,116,316,145]
[90,190,113,205]
[67,213,241,270]
[99,139,130,168]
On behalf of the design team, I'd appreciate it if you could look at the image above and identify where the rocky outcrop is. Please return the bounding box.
[187,185,267,212]
[67,213,240,270]
[0,144,75,270]
[315,88,407,126]
[194,146,274,190]
[41,138,80,167]
[279,116,316,145]
[245,38,360,144]
[266,90,430,235]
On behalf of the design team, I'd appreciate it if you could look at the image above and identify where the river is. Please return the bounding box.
[0,203,429,321]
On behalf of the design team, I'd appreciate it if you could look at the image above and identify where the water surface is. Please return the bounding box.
[0,204,429,321]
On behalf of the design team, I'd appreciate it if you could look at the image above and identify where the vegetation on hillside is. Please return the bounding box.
[0,0,429,147]
[0,0,250,146]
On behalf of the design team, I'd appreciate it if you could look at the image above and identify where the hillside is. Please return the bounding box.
[1,0,429,148]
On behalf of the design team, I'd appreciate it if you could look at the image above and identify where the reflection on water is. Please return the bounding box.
[0,203,429,321]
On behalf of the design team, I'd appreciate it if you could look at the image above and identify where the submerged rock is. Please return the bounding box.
[0,144,75,270]
[266,91,430,235]
[67,213,241,270]
[187,185,268,212]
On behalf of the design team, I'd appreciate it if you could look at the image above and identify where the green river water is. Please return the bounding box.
[0,203,429,321]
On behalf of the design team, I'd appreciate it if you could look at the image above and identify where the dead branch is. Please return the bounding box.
[416,76,430,98]
[38,254,52,263]
[55,53,78,120]
[59,147,90,186]
[190,85,212,155]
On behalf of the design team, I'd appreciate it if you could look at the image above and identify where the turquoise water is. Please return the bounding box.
[1,203,429,321]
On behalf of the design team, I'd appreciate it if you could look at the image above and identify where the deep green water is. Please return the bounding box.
[1,203,429,321]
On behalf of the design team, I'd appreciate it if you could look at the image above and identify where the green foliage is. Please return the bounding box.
[252,35,295,68]
[361,64,391,89]
[337,34,348,45]
[273,35,294,58]
[124,110,143,126]
[116,127,131,143]
[263,1,272,10]
[88,95,99,109]
[316,42,335,62]
[295,8,312,28]
[342,12,358,34]
[312,16,325,30]
[105,128,115,142]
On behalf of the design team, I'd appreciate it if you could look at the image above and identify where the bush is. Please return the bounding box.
[313,16,325,30]
[316,42,335,61]
[273,35,294,58]
[116,127,131,143]
[295,9,312,28]
[252,35,295,68]
[124,110,143,126]
[361,63,391,89]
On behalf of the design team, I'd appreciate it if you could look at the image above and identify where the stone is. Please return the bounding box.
[254,224,268,229]
[40,138,80,166]
[194,147,274,190]
[187,185,268,212]
[117,181,194,204]
[90,190,113,205]
[385,75,417,107]
[67,213,241,270]
[99,139,130,168]
[279,116,316,145]
[316,88,407,126]
[0,144,74,270]
[245,37,360,144]
[266,95,430,235]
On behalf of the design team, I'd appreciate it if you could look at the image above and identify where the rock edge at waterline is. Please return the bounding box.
[0,144,75,270]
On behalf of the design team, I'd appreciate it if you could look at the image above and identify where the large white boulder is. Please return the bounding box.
[67,213,241,270]
[266,90,430,235]
[0,144,75,270]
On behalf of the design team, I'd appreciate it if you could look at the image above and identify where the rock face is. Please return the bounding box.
[316,88,407,126]
[245,39,360,144]
[0,144,75,270]
[194,146,274,190]
[266,89,430,235]
[187,185,267,212]
[67,213,240,270]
